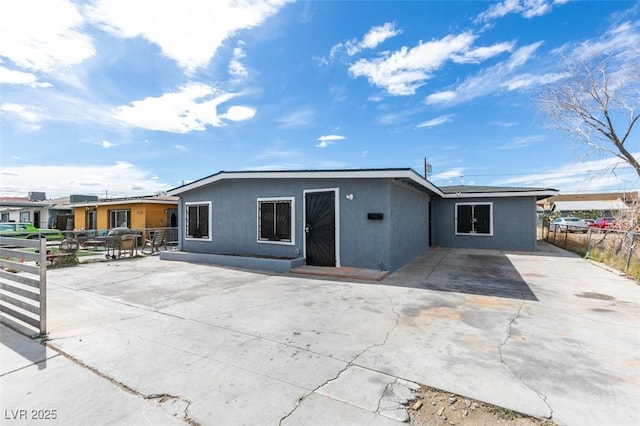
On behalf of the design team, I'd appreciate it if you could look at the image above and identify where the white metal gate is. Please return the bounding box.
[0,236,48,337]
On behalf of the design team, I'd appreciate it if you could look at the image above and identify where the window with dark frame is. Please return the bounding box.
[186,203,210,239]
[86,210,97,230]
[258,200,292,242]
[109,209,130,228]
[456,203,492,235]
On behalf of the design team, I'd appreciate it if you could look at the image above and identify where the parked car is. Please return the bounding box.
[0,222,65,240]
[588,217,615,229]
[550,217,589,233]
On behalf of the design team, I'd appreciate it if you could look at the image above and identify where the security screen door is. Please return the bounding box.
[304,191,336,266]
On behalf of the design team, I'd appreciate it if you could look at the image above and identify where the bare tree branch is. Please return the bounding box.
[539,51,640,180]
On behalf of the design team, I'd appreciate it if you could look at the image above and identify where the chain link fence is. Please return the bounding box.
[540,222,640,278]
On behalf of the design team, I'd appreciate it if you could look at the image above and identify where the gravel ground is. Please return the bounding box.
[409,386,556,426]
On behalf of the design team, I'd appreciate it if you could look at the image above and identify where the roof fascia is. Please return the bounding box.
[441,190,558,199]
[168,169,445,196]
[70,199,178,208]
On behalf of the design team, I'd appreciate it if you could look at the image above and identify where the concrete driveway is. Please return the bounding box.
[1,242,639,425]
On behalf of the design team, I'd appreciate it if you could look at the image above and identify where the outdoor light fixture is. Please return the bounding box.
[346,194,354,200]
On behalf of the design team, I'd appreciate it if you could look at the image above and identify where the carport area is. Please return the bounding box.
[1,242,639,425]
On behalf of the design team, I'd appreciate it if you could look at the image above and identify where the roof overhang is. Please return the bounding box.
[70,198,178,208]
[167,169,445,196]
[441,190,558,200]
[0,201,53,208]
[166,168,559,200]
[552,200,629,211]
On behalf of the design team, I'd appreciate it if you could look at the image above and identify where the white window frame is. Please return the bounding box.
[257,197,295,245]
[185,201,212,241]
[455,202,493,236]
[109,209,131,228]
[19,211,30,222]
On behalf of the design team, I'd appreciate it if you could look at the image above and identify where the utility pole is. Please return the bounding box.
[423,157,432,179]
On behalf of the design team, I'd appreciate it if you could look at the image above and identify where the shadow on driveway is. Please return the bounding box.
[384,248,539,301]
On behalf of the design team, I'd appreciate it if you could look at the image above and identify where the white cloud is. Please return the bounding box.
[242,163,303,171]
[0,103,45,131]
[99,140,117,148]
[112,83,254,132]
[220,105,256,121]
[349,32,475,95]
[329,22,401,61]
[417,114,454,128]
[174,144,189,151]
[490,120,517,128]
[503,72,567,90]
[497,135,545,150]
[277,108,315,128]
[425,91,458,105]
[568,21,640,63]
[0,162,172,198]
[85,0,292,72]
[315,142,333,149]
[0,65,53,88]
[431,168,466,182]
[229,45,248,77]
[0,0,94,72]
[452,42,515,64]
[475,0,567,24]
[493,156,640,192]
[425,41,544,106]
[347,22,402,55]
[360,22,402,50]
[427,21,640,108]
[505,41,544,70]
[316,134,346,148]
[349,32,512,96]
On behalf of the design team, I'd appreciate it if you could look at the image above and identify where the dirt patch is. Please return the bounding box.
[409,386,555,426]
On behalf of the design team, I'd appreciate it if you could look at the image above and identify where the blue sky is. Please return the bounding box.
[1,0,639,198]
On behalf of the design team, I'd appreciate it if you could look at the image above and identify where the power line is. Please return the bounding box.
[462,167,637,178]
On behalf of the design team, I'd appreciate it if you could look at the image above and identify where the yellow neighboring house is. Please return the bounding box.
[71,196,179,240]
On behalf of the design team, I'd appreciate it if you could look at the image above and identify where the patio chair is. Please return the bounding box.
[118,234,136,258]
[142,229,166,254]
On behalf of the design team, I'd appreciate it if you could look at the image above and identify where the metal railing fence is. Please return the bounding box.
[0,236,48,337]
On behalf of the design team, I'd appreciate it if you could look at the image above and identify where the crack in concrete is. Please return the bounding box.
[497,296,554,420]
[278,295,401,425]
[144,393,197,425]
[45,344,199,425]
[497,298,525,363]
[374,379,396,414]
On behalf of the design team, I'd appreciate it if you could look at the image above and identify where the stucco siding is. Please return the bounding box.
[431,196,538,251]
[338,180,391,270]
[389,181,430,270]
[179,178,395,269]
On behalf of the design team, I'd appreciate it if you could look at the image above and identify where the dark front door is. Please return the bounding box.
[305,191,336,266]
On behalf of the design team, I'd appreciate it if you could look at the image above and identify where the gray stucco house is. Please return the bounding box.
[162,169,556,272]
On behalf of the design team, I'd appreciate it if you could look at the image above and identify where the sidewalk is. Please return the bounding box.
[0,325,185,425]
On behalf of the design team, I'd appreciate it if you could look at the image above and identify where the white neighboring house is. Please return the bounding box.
[539,191,637,217]
[0,193,74,229]
[551,200,630,216]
